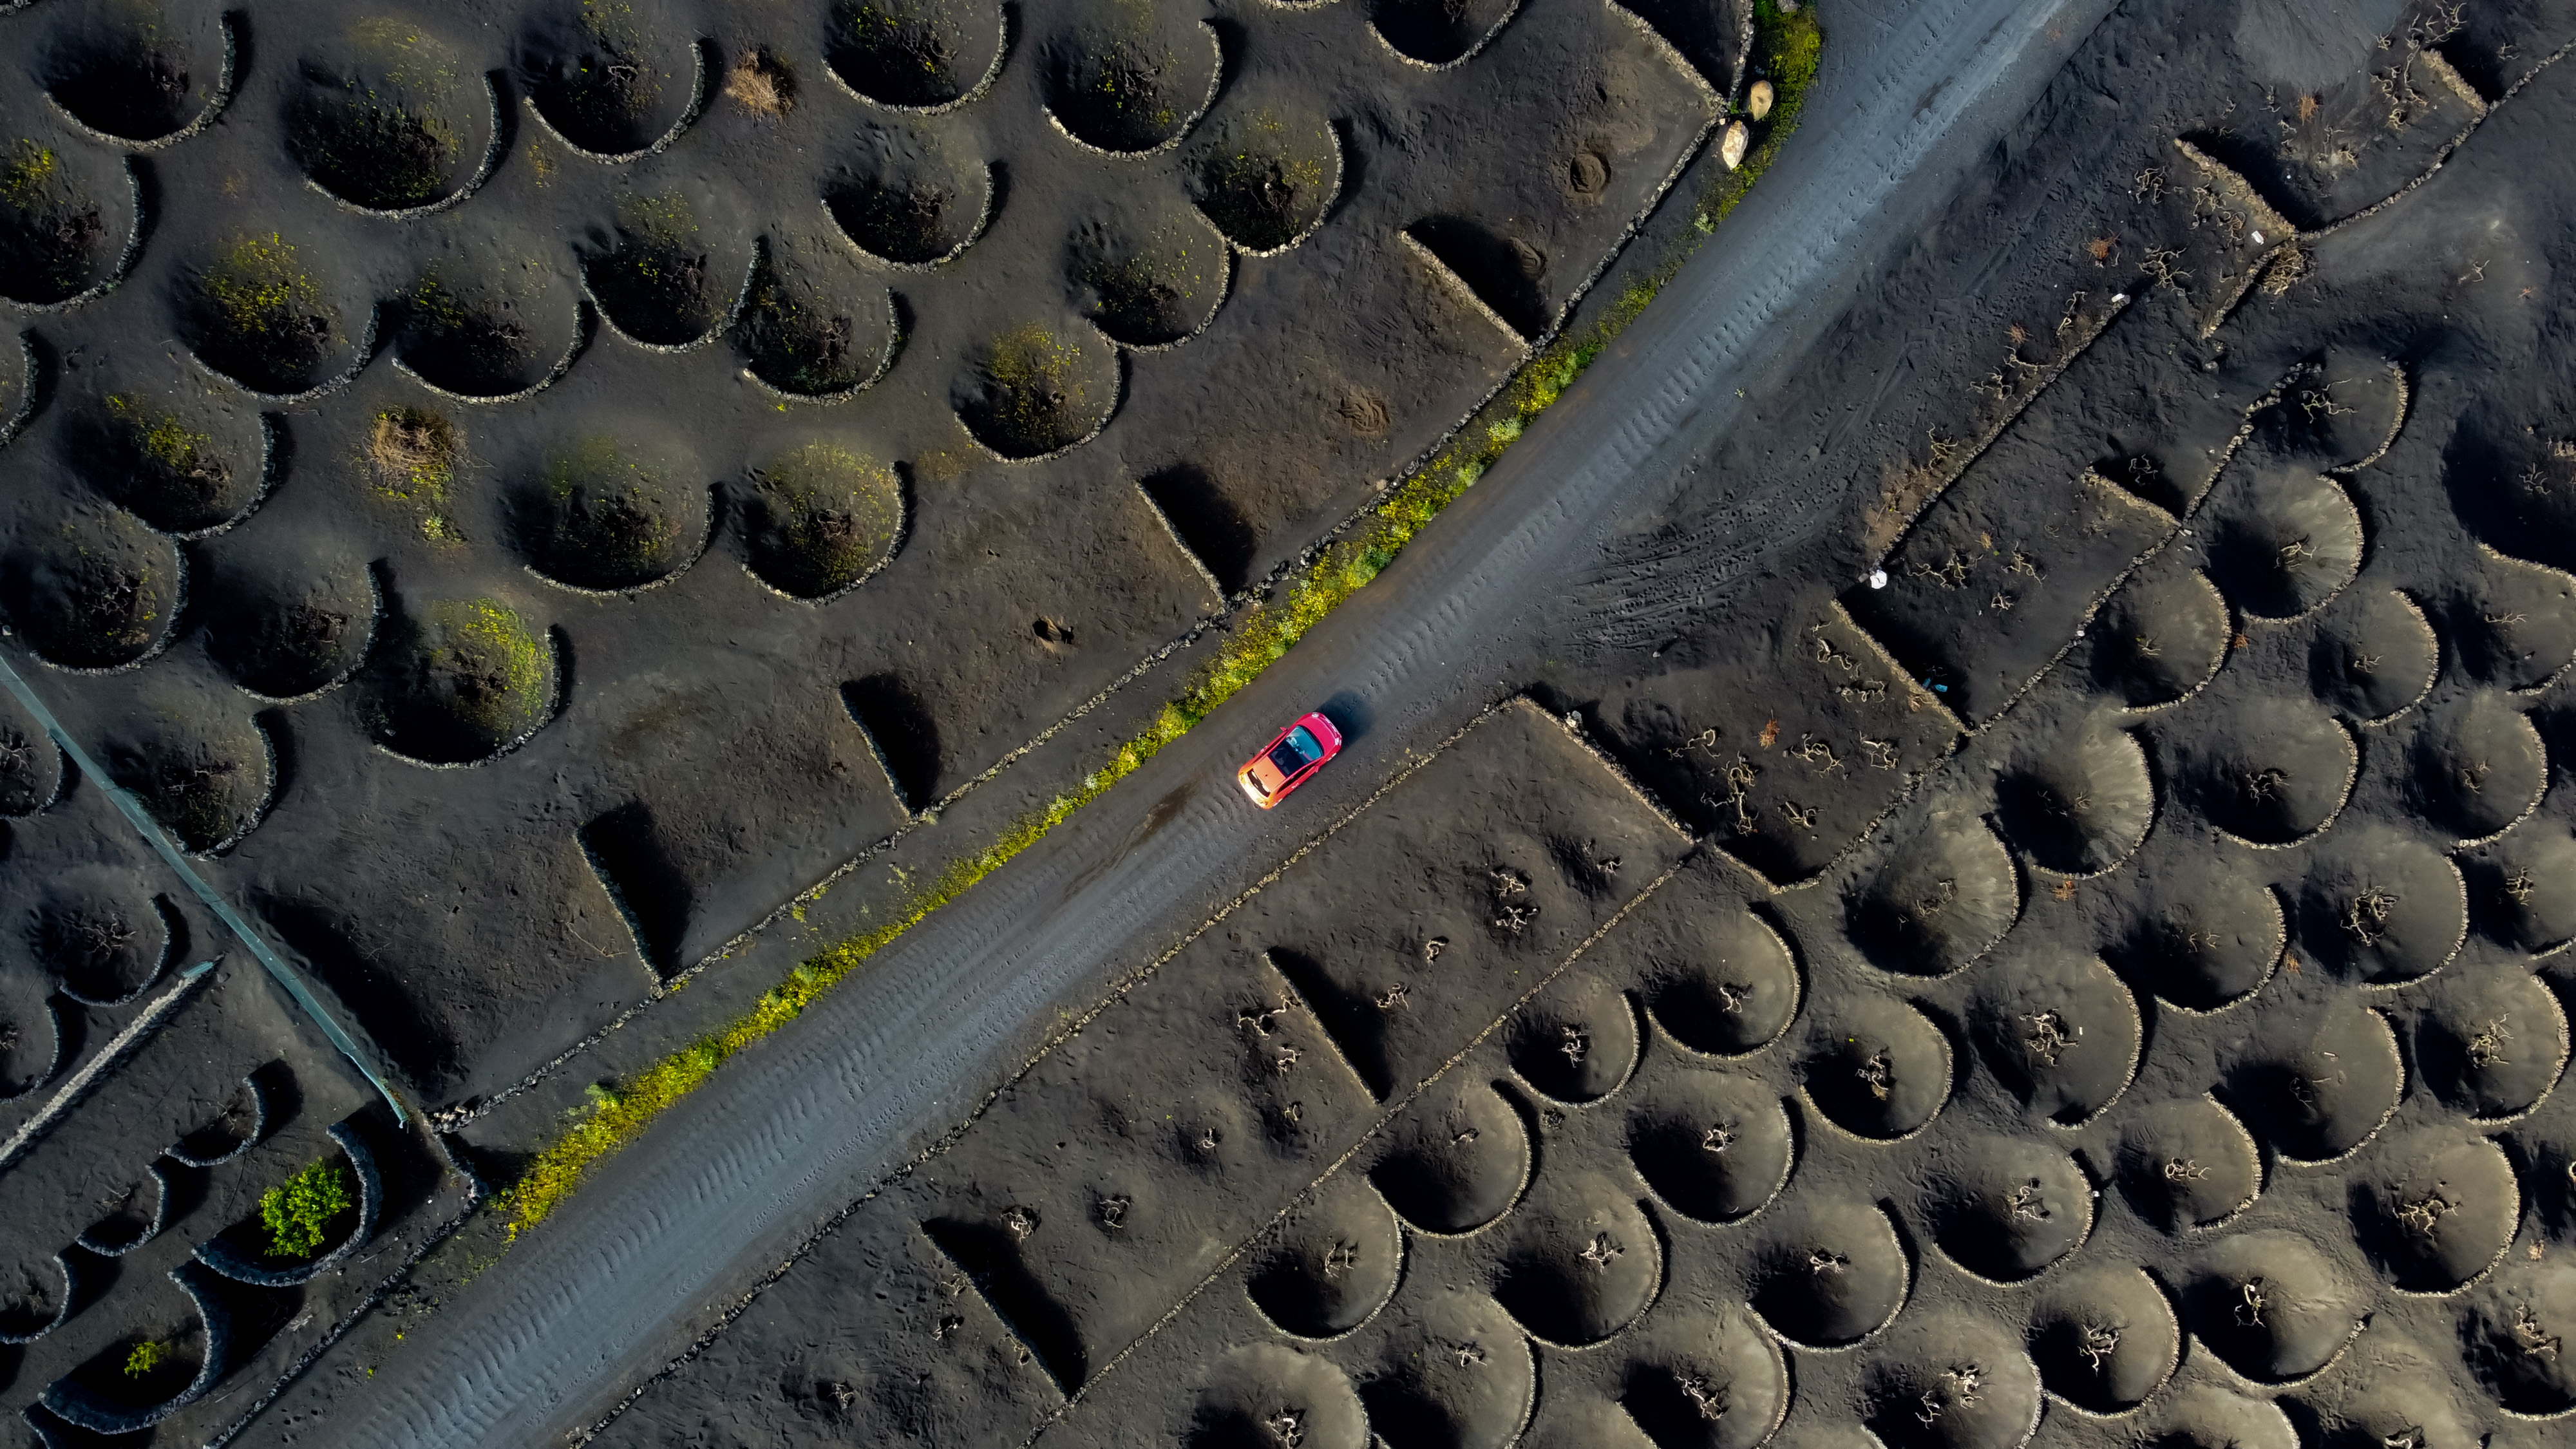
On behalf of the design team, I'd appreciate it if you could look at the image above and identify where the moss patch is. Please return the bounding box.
[1193,113,1329,251]
[833,0,968,106]
[193,232,340,390]
[744,442,902,597]
[0,139,107,301]
[962,324,1097,457]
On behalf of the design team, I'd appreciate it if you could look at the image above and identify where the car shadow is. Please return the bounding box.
[1320,689,1372,745]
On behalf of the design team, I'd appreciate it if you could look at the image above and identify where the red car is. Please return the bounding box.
[1237,712,1343,808]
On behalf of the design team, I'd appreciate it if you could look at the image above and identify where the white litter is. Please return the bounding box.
[1868,569,1889,589]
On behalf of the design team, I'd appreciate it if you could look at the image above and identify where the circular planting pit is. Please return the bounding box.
[2412,691,2548,842]
[168,1072,272,1166]
[740,442,905,601]
[0,507,182,671]
[2307,587,2438,721]
[177,231,357,397]
[581,192,744,348]
[2305,1364,2482,1449]
[1966,952,2139,1125]
[1924,1135,2093,1282]
[2459,1261,2576,1416]
[1846,814,2020,977]
[1370,0,1519,68]
[1865,1309,2040,1443]
[2223,994,2401,1162]
[953,323,1121,460]
[2351,1130,2519,1294]
[2202,466,2366,620]
[26,876,171,1005]
[825,0,1007,111]
[2027,1267,2179,1415]
[1642,907,1799,1056]
[2449,551,2576,691]
[522,12,702,158]
[1356,1290,1535,1448]
[363,596,560,766]
[1186,1343,1367,1449]
[1040,19,1220,156]
[1504,975,1637,1103]
[1994,719,2155,875]
[101,707,274,855]
[2466,826,2576,950]
[2291,827,2467,985]
[0,969,62,1098]
[1068,211,1229,348]
[1625,1070,1792,1224]
[2166,698,2355,845]
[2090,567,2230,708]
[200,556,378,702]
[1188,111,1341,254]
[78,1163,170,1257]
[2417,966,2568,1121]
[287,26,494,214]
[734,238,897,399]
[1747,1199,1910,1348]
[2139,1385,2297,1449]
[1490,1172,1660,1345]
[1857,1311,2041,1449]
[1799,995,1953,1141]
[48,1315,210,1431]
[1367,1078,1530,1235]
[2117,1095,2262,1231]
[0,685,66,817]
[1616,1312,1788,1449]
[2184,1231,2363,1382]
[509,435,711,593]
[2256,354,2406,470]
[2108,853,2282,1010]
[1245,1177,1401,1339]
[59,392,268,536]
[43,10,229,146]
[397,260,585,400]
[825,144,992,267]
[194,1124,379,1286]
[0,139,127,307]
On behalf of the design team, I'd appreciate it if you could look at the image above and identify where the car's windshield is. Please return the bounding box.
[1268,727,1320,773]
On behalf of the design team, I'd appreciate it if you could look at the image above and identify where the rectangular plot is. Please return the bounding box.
[1849,467,2176,721]
[1599,600,1964,884]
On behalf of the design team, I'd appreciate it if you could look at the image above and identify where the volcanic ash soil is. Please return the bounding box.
[578,1,2576,1446]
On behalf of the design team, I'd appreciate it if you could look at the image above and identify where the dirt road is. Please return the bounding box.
[316,1,2117,1441]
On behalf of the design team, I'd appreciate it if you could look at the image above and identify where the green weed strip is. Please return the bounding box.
[479,5,1826,1239]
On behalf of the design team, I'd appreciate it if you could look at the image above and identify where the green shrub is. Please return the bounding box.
[261,1156,354,1258]
[122,1340,172,1378]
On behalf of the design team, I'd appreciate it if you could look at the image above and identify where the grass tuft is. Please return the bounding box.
[202,232,335,340]
[368,407,461,539]
[726,50,796,119]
